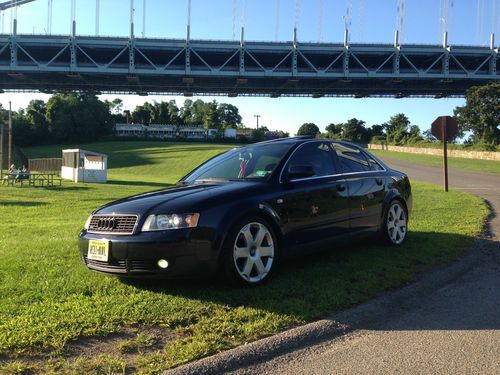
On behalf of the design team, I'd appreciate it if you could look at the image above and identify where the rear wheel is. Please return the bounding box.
[222,217,277,286]
[382,200,408,245]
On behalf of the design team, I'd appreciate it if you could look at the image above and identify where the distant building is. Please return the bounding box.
[207,129,218,138]
[224,128,237,138]
[147,124,176,139]
[178,125,206,139]
[236,128,253,138]
[115,123,146,137]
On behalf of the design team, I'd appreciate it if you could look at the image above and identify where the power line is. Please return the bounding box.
[294,0,301,30]
[275,0,280,42]
[232,0,237,40]
[359,0,365,42]
[317,0,323,43]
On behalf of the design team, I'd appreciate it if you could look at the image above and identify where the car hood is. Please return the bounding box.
[94,181,266,216]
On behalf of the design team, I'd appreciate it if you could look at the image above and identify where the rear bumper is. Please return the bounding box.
[78,228,217,278]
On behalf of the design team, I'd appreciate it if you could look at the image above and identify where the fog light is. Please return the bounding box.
[157,259,169,269]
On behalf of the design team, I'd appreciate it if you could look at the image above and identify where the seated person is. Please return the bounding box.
[17,165,30,181]
[2,164,17,185]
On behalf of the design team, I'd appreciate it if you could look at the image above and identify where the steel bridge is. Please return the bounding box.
[0,33,498,97]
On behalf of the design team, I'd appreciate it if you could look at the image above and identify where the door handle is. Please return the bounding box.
[336,183,346,192]
[375,178,384,186]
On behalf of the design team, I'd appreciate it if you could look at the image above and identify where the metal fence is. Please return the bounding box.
[29,158,62,174]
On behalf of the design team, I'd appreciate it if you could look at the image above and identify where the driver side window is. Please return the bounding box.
[286,142,335,179]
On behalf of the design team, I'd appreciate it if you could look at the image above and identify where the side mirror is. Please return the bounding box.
[286,164,315,180]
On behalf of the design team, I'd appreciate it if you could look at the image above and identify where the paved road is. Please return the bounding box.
[168,159,500,375]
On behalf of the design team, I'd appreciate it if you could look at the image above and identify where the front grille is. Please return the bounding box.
[82,255,165,274]
[83,255,127,274]
[88,215,138,235]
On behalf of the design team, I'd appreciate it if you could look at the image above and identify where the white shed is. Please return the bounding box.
[61,149,108,183]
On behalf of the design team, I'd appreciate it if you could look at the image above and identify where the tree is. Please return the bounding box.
[252,126,269,142]
[25,100,50,143]
[325,123,343,138]
[131,103,151,125]
[454,83,500,146]
[203,101,219,129]
[167,100,181,125]
[217,103,242,129]
[297,123,320,137]
[46,92,113,143]
[385,113,411,144]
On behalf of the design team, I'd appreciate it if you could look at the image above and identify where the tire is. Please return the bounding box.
[221,216,278,287]
[381,199,408,245]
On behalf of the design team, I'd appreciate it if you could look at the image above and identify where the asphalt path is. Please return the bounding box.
[167,158,500,375]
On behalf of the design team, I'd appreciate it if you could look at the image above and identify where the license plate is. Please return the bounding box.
[88,240,109,262]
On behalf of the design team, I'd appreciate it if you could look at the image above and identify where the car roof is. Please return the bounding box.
[254,136,362,148]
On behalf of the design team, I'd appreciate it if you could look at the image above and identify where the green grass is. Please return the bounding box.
[370,149,500,174]
[0,141,489,374]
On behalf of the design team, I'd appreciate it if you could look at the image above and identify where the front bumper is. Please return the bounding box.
[78,228,216,278]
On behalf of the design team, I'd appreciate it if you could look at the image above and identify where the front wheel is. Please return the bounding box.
[222,217,277,287]
[382,200,408,245]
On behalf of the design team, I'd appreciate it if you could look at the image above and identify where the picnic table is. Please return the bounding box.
[2,172,62,187]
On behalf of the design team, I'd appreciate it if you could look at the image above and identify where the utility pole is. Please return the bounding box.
[254,114,261,129]
[8,101,12,168]
[0,123,4,179]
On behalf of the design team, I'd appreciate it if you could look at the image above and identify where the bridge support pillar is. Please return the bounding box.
[343,48,350,77]
[489,52,497,75]
[239,27,245,75]
[129,38,135,74]
[292,28,298,77]
[69,37,77,72]
[9,22,17,70]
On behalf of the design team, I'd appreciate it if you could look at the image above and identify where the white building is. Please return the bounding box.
[178,125,206,139]
[224,128,237,138]
[147,124,177,139]
[61,149,108,183]
[115,124,146,137]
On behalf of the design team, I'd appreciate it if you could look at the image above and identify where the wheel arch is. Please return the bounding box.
[380,189,409,229]
[214,203,283,263]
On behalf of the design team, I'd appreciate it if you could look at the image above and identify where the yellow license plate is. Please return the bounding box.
[88,240,109,262]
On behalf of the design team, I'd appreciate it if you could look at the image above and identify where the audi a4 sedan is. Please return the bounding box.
[79,137,412,286]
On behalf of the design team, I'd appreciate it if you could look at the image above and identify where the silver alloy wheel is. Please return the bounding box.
[233,222,275,283]
[387,201,407,245]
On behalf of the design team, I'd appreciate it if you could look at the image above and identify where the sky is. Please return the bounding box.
[0,0,498,134]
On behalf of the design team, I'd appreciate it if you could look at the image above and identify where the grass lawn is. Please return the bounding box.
[370,149,500,175]
[0,141,489,374]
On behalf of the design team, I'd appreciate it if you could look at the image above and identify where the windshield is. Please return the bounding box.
[183,143,292,183]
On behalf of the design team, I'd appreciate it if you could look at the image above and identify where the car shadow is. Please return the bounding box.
[122,231,499,330]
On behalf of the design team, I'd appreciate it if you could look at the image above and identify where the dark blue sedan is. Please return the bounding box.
[79,137,412,286]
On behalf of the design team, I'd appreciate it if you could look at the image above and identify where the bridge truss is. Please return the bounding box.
[0,34,498,97]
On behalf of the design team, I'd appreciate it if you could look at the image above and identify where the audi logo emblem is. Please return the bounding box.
[97,218,117,231]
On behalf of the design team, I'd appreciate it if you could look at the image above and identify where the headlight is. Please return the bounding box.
[83,215,92,230]
[142,213,200,232]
